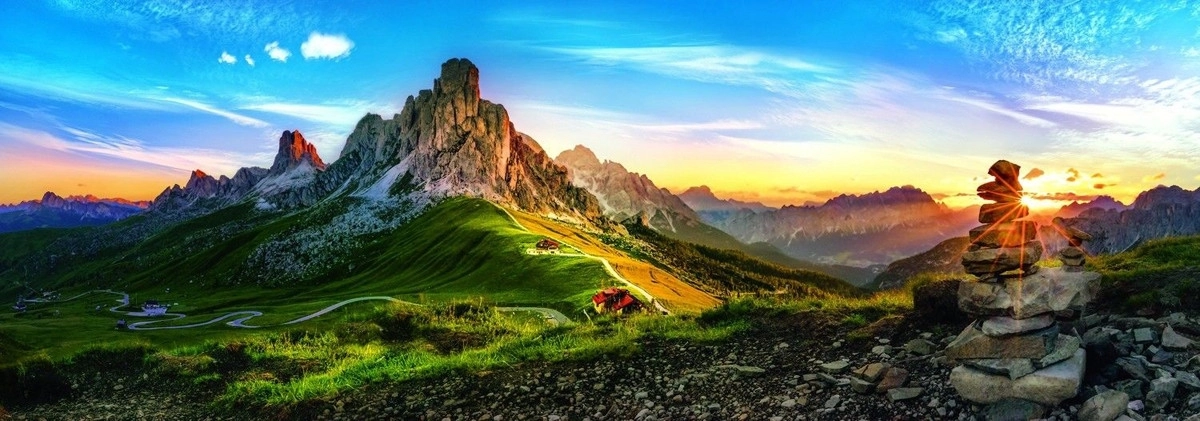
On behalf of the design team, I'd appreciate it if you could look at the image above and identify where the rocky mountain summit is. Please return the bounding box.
[710,186,978,266]
[147,58,604,225]
[1053,185,1200,254]
[0,192,148,233]
[270,130,327,176]
[555,144,700,232]
[1056,196,1129,219]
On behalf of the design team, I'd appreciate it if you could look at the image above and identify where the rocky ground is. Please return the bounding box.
[9,310,1200,421]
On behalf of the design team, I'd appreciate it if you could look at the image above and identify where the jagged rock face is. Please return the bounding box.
[324,58,604,223]
[679,186,774,214]
[1046,185,1200,254]
[148,58,605,224]
[150,167,268,212]
[270,130,326,176]
[554,144,699,232]
[1054,195,1128,218]
[714,186,979,266]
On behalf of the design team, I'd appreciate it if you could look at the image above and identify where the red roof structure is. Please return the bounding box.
[591,287,644,314]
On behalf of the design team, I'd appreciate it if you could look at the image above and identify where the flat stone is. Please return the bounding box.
[1038,335,1082,368]
[962,358,1036,380]
[1060,247,1085,258]
[1059,256,1086,266]
[1162,325,1195,350]
[962,242,1042,274]
[977,180,1023,203]
[1175,370,1200,390]
[903,339,937,356]
[946,324,1059,360]
[981,315,1055,337]
[979,202,1030,224]
[1150,377,1178,397]
[1078,390,1129,421]
[876,367,909,392]
[850,377,874,394]
[1116,357,1151,382]
[950,348,1086,406]
[853,362,890,382]
[969,222,1038,248]
[820,360,849,374]
[1113,379,1145,400]
[958,268,1101,319]
[887,387,923,402]
[1132,328,1156,344]
[987,160,1022,185]
[980,398,1046,421]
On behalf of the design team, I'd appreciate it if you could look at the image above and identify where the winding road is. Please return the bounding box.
[501,207,670,315]
[20,290,571,330]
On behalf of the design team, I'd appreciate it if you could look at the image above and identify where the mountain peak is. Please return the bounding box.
[270,130,327,176]
[555,145,602,169]
[190,169,208,180]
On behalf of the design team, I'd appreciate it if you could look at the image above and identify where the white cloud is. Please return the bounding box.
[238,101,375,126]
[300,32,354,60]
[0,123,246,175]
[158,97,269,128]
[264,41,291,62]
[218,51,236,64]
[244,54,255,67]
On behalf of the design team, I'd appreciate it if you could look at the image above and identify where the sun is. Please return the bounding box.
[1020,194,1057,212]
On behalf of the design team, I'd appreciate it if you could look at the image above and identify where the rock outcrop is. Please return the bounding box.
[149,58,606,224]
[150,167,269,213]
[269,130,326,176]
[1048,185,1200,255]
[316,58,604,224]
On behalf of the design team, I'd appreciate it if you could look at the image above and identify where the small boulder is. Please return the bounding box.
[820,360,849,374]
[1078,390,1129,421]
[1162,325,1195,350]
[903,339,937,356]
[979,398,1045,421]
[886,387,923,402]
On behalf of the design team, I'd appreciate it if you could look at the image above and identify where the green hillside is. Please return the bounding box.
[0,197,619,361]
[652,214,876,286]
[613,222,862,298]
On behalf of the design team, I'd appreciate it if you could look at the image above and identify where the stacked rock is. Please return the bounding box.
[948,160,1102,408]
[1052,216,1092,272]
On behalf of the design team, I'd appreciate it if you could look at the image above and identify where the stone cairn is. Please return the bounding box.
[1052,216,1092,272]
[948,160,1102,408]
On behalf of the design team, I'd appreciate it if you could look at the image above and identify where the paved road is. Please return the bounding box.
[501,208,670,315]
[20,289,572,329]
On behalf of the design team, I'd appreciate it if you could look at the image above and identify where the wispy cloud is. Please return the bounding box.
[301,32,354,60]
[159,97,269,127]
[264,41,291,62]
[244,54,255,67]
[238,101,377,126]
[1,122,246,175]
[218,51,236,64]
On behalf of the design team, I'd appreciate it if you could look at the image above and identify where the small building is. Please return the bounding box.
[591,288,644,314]
[536,239,561,252]
[142,300,168,316]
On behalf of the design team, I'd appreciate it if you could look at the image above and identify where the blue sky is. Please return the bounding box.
[2,0,1200,208]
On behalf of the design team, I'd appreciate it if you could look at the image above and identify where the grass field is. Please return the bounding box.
[0,198,625,363]
[505,208,721,313]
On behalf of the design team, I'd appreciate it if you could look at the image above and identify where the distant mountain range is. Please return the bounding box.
[872,187,1200,290]
[0,192,148,233]
[1052,185,1200,254]
[553,145,878,286]
[683,186,979,267]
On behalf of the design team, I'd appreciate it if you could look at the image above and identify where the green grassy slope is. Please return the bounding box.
[1088,235,1200,313]
[0,197,619,361]
[654,215,876,286]
[613,222,861,299]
